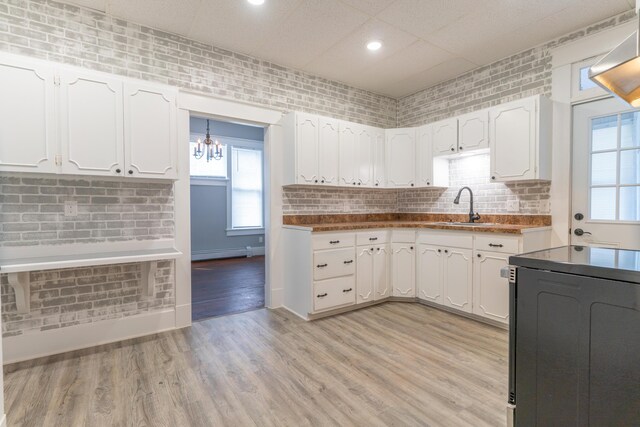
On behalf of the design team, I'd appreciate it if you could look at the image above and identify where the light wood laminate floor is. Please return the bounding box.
[3,303,508,427]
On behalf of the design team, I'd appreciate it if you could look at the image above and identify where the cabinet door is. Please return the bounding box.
[0,56,57,173]
[416,124,433,187]
[417,245,443,304]
[339,122,357,186]
[59,70,124,176]
[443,247,473,313]
[392,243,415,297]
[373,244,390,300]
[124,82,177,179]
[356,246,374,304]
[473,251,510,324]
[356,126,373,187]
[372,129,385,188]
[295,113,318,184]
[432,118,458,156]
[489,97,536,181]
[385,128,415,188]
[318,117,339,185]
[458,110,489,152]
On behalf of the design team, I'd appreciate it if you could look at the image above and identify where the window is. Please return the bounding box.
[589,111,640,221]
[571,57,607,102]
[189,137,227,178]
[230,147,263,229]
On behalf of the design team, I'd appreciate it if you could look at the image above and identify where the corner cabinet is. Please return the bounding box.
[0,55,57,173]
[385,128,416,188]
[489,95,552,182]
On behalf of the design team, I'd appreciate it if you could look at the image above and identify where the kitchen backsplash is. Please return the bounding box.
[0,175,174,247]
[283,153,550,215]
[0,0,397,128]
[1,260,174,338]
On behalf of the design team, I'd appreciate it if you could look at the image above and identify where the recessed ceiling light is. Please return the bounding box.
[367,40,382,51]
[247,0,265,5]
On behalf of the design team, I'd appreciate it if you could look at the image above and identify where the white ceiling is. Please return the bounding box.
[66,0,634,98]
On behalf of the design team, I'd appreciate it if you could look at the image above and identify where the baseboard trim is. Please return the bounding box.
[268,287,283,309]
[175,303,192,328]
[3,309,177,364]
[415,299,508,330]
[191,247,265,261]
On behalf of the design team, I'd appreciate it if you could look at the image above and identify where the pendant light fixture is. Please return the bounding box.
[193,119,223,162]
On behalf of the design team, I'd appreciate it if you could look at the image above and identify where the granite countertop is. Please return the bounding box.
[283,213,552,235]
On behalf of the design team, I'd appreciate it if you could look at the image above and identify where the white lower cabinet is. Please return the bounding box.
[373,245,390,300]
[314,276,355,312]
[357,244,390,303]
[442,247,473,313]
[473,250,511,324]
[391,242,415,297]
[417,245,443,304]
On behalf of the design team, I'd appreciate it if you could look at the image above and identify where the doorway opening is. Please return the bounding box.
[189,116,266,321]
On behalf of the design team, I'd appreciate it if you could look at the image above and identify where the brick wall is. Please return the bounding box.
[1,261,174,337]
[282,187,399,215]
[0,175,174,247]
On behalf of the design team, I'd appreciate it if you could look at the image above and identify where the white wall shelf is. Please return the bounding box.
[0,247,181,314]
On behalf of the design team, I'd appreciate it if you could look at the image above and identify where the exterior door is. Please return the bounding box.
[572,98,640,249]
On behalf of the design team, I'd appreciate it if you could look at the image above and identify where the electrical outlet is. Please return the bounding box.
[507,200,520,213]
[64,201,78,217]
[540,199,550,213]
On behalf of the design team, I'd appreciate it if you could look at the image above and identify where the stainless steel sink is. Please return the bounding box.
[432,222,499,226]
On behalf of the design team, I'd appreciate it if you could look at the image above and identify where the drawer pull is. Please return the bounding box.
[343,260,353,264]
[329,240,340,244]
[317,263,328,268]
[317,293,328,298]
[489,243,504,248]
[342,288,353,293]
[369,237,378,241]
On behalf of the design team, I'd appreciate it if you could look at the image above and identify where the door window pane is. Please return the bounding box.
[620,186,640,221]
[620,149,640,185]
[621,112,640,148]
[591,187,616,220]
[591,116,618,151]
[231,147,263,228]
[591,152,617,185]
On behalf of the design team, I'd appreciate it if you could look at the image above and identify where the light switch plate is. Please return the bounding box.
[64,201,78,217]
[507,200,520,213]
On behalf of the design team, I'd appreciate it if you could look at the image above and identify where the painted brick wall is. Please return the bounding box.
[282,187,399,215]
[0,175,174,247]
[0,0,397,128]
[1,260,174,337]
[397,10,635,127]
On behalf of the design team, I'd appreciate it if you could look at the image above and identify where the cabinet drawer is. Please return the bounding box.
[313,248,355,280]
[356,230,389,245]
[418,231,472,249]
[313,276,355,312]
[475,235,520,254]
[312,232,355,250]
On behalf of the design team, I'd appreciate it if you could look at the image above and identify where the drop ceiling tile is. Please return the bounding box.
[337,0,398,16]
[303,19,418,76]
[108,0,205,36]
[187,0,302,57]
[389,57,478,98]
[256,0,370,69]
[376,0,483,39]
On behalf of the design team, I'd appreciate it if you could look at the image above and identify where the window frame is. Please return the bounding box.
[571,56,608,103]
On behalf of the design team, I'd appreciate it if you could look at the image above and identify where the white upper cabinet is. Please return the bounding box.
[416,124,433,187]
[339,122,358,186]
[318,117,340,185]
[124,82,177,179]
[0,55,57,173]
[372,128,385,188]
[294,113,319,184]
[432,118,458,156]
[458,110,489,152]
[489,95,552,182]
[59,70,124,176]
[386,128,416,188]
[356,126,373,187]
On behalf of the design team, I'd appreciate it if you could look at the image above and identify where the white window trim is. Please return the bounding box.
[225,140,265,234]
[190,177,228,186]
[571,56,608,103]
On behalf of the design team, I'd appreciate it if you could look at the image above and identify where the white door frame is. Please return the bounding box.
[175,91,283,328]
[549,19,636,247]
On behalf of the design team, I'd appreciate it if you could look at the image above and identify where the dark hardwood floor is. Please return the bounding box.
[191,256,265,321]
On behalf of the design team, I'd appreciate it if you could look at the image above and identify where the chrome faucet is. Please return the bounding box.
[454,187,481,223]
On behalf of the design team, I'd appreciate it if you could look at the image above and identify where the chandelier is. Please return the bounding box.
[193,119,223,161]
